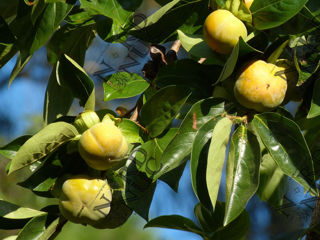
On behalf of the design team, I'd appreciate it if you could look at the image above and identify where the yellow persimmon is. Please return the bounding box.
[78,121,128,170]
[59,176,112,228]
[234,60,288,112]
[203,9,248,54]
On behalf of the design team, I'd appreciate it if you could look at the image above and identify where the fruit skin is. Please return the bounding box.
[203,9,248,54]
[59,176,113,228]
[78,121,128,170]
[234,60,288,112]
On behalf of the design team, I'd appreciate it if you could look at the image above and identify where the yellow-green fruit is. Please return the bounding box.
[203,9,248,54]
[59,176,112,228]
[78,122,128,170]
[244,0,254,9]
[234,60,288,112]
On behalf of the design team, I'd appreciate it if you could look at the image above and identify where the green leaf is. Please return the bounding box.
[177,30,224,65]
[154,59,222,101]
[43,67,74,124]
[223,0,252,23]
[144,215,203,236]
[224,125,260,226]
[47,23,95,65]
[9,122,78,174]
[216,37,261,83]
[9,54,32,86]
[130,0,206,43]
[0,200,45,219]
[206,117,233,210]
[257,152,287,207]
[153,98,230,179]
[103,72,149,102]
[0,16,17,68]
[194,203,221,234]
[118,119,144,144]
[16,214,60,240]
[57,54,95,111]
[135,128,178,179]
[191,118,223,209]
[251,0,309,30]
[308,77,320,118]
[79,0,138,38]
[121,158,156,221]
[0,136,31,160]
[267,39,289,64]
[140,85,191,138]
[251,112,316,195]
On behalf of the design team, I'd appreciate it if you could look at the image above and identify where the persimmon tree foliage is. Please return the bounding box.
[0,0,320,239]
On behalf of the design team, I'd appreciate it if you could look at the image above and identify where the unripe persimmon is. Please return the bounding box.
[59,176,112,228]
[244,0,254,9]
[203,9,248,54]
[78,121,128,170]
[234,60,288,112]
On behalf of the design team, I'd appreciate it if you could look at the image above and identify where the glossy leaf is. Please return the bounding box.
[104,72,149,102]
[216,37,261,83]
[9,122,78,174]
[135,128,178,179]
[191,118,223,209]
[140,85,191,138]
[0,136,31,160]
[144,215,203,236]
[154,59,222,101]
[43,67,74,124]
[121,156,156,221]
[206,117,233,210]
[257,152,287,207]
[308,78,320,118]
[0,200,45,219]
[177,30,224,66]
[153,98,230,179]
[16,214,59,240]
[47,23,95,65]
[224,125,260,226]
[57,54,95,111]
[118,118,144,144]
[251,0,308,30]
[130,0,206,43]
[252,112,316,195]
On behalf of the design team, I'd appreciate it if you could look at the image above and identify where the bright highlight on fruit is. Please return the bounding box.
[78,121,128,170]
[59,176,112,228]
[234,60,288,112]
[203,9,248,54]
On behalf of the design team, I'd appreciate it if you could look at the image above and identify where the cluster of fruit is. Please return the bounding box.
[58,112,130,228]
[204,2,299,112]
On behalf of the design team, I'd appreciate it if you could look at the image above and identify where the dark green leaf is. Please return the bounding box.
[43,68,74,124]
[251,0,308,30]
[9,54,32,86]
[144,215,203,236]
[206,117,233,210]
[130,0,206,43]
[224,125,260,226]
[9,122,78,174]
[140,85,191,138]
[57,54,95,111]
[191,118,223,209]
[0,136,31,160]
[194,203,221,234]
[0,16,17,68]
[121,157,156,221]
[257,152,287,207]
[103,72,149,102]
[153,98,230,179]
[47,23,95,65]
[159,161,186,192]
[16,214,60,240]
[252,112,316,195]
[155,59,222,101]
